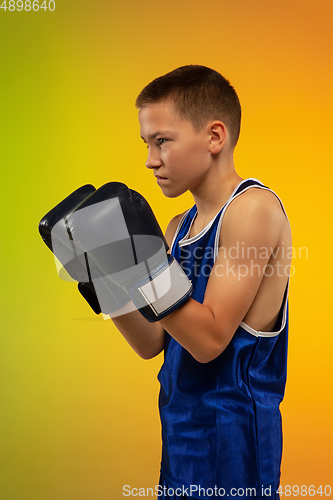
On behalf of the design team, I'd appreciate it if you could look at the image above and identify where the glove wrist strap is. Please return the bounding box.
[129,255,193,322]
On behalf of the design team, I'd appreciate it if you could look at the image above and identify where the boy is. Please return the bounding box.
[40,65,291,499]
[112,65,291,499]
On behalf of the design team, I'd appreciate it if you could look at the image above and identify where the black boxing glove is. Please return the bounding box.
[51,182,193,322]
[38,185,131,315]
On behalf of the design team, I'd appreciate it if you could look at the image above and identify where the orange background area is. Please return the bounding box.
[0,0,332,498]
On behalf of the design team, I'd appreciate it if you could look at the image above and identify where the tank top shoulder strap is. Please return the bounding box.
[231,177,289,218]
[170,178,286,256]
[213,178,291,259]
[170,205,197,254]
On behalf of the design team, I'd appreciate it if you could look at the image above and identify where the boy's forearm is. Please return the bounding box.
[160,298,230,364]
[111,309,165,360]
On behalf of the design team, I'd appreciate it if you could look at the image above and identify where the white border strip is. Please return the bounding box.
[240,281,289,337]
[178,213,218,247]
[170,209,191,254]
[178,179,263,249]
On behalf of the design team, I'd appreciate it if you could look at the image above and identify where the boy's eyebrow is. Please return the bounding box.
[141,130,172,142]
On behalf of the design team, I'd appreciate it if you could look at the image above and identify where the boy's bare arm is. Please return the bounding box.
[110,212,186,359]
[112,309,165,359]
[159,190,290,363]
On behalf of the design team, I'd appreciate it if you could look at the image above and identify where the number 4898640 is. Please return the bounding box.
[0,1,55,11]
[277,485,331,496]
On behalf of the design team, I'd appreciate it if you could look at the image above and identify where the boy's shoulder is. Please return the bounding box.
[165,186,288,248]
[220,185,290,252]
[223,184,287,228]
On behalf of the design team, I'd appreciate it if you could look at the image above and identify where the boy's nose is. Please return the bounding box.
[146,149,162,169]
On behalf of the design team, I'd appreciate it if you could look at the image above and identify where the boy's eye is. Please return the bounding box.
[157,138,167,146]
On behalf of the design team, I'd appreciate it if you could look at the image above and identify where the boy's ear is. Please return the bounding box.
[208,121,227,154]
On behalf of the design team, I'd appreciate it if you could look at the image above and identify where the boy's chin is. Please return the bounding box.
[159,185,187,198]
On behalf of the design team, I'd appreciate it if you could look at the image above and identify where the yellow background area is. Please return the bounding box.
[0,0,332,498]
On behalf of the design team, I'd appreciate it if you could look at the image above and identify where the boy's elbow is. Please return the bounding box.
[135,345,164,360]
[191,322,237,363]
[138,352,158,360]
[193,349,223,364]
[191,337,228,364]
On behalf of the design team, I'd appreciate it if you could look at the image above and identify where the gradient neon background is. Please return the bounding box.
[0,0,332,498]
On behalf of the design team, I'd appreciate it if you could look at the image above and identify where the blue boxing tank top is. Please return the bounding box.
[158,178,289,499]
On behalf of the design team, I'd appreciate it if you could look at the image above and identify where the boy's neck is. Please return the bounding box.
[190,154,243,223]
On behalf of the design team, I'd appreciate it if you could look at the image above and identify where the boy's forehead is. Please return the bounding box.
[139,101,190,137]
[139,101,177,124]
